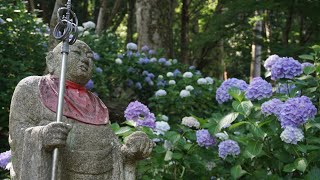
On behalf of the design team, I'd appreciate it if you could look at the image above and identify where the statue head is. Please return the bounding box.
[46,40,93,86]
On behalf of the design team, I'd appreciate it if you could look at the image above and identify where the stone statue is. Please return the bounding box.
[9,40,153,180]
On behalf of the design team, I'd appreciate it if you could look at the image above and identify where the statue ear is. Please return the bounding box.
[46,51,55,74]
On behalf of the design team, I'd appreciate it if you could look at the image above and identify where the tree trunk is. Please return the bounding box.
[264,10,271,54]
[181,0,190,65]
[250,10,263,80]
[28,0,35,12]
[126,0,136,44]
[282,2,294,46]
[49,0,65,50]
[106,0,122,29]
[95,0,108,34]
[136,0,175,57]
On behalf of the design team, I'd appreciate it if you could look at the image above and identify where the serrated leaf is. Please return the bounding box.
[299,54,314,61]
[228,87,245,102]
[215,112,239,133]
[303,65,316,75]
[295,158,307,172]
[232,101,253,117]
[164,150,173,161]
[283,163,296,172]
[231,165,247,179]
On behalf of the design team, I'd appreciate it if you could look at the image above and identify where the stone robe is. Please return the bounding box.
[9,75,132,180]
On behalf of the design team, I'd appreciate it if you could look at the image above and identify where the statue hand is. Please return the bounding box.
[41,122,72,151]
[121,131,154,162]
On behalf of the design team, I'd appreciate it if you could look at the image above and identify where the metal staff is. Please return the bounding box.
[51,1,78,179]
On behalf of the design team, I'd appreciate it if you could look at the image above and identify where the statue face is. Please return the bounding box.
[66,42,93,85]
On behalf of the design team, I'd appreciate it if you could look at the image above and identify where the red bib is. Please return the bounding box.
[39,75,109,125]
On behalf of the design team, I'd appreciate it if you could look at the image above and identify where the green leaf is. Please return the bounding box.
[172,152,183,160]
[245,141,263,159]
[283,163,296,172]
[184,144,193,151]
[230,165,247,179]
[305,167,320,180]
[294,158,307,172]
[228,121,251,130]
[250,124,266,139]
[228,87,245,102]
[115,126,132,135]
[215,112,239,133]
[299,54,314,61]
[164,150,173,161]
[303,65,316,75]
[165,131,181,144]
[232,101,253,117]
[111,123,120,131]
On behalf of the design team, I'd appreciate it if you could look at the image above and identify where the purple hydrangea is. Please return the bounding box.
[216,78,248,104]
[196,129,216,148]
[275,83,300,96]
[141,45,149,52]
[301,62,314,69]
[245,77,272,100]
[124,101,156,128]
[148,49,156,55]
[218,140,240,159]
[261,98,283,117]
[138,57,150,64]
[264,54,280,71]
[85,79,94,90]
[147,73,155,79]
[279,96,317,128]
[0,150,11,169]
[271,57,302,80]
[173,69,181,77]
[280,127,304,144]
[157,80,166,87]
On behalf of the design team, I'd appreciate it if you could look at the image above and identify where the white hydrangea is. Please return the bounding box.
[180,90,190,98]
[161,115,169,121]
[167,72,174,77]
[150,57,157,62]
[280,127,304,144]
[154,121,170,135]
[158,75,164,79]
[82,21,96,29]
[83,31,90,36]
[197,78,207,85]
[215,131,229,140]
[168,80,176,85]
[185,85,194,91]
[181,116,200,128]
[183,72,193,78]
[172,59,178,64]
[205,77,214,84]
[155,89,167,97]
[126,42,138,51]
[163,140,173,150]
[77,26,84,32]
[115,58,123,64]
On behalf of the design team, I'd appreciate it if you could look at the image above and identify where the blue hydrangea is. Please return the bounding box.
[264,54,280,71]
[126,79,134,87]
[147,73,155,79]
[279,96,317,128]
[85,79,94,90]
[117,54,124,58]
[157,80,166,87]
[173,69,181,77]
[245,77,272,100]
[218,140,240,159]
[196,129,216,148]
[148,49,156,55]
[135,82,142,89]
[271,57,302,80]
[93,52,100,61]
[138,57,150,64]
[216,78,248,104]
[127,67,135,73]
[261,98,283,117]
[96,67,103,73]
[280,127,304,144]
[124,101,156,128]
[0,150,11,169]
[158,58,166,64]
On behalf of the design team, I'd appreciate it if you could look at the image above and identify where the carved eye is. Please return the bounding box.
[72,50,81,55]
